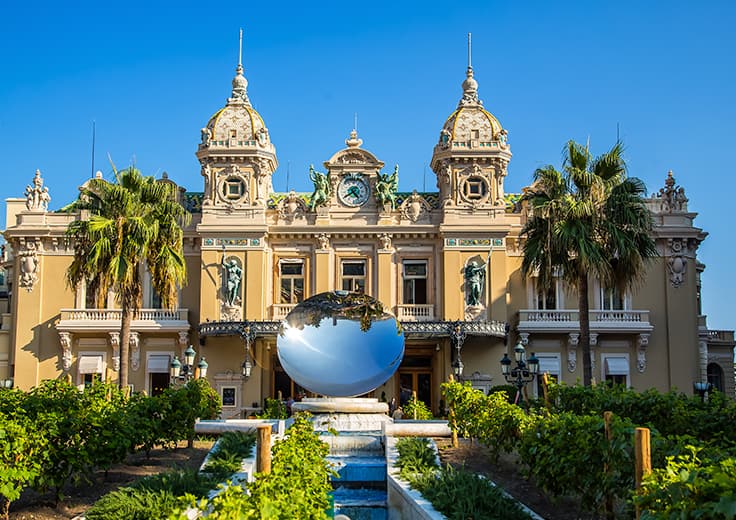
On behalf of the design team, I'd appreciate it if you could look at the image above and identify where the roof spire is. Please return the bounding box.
[468,32,472,69]
[230,28,250,105]
[459,33,480,107]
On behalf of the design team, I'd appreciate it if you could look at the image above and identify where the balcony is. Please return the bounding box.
[706,329,735,344]
[57,308,190,333]
[396,304,435,322]
[271,304,297,321]
[518,309,652,335]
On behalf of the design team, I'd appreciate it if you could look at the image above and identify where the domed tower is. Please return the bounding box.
[196,33,277,218]
[430,38,511,217]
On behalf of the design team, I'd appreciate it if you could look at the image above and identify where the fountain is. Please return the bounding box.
[277,291,405,520]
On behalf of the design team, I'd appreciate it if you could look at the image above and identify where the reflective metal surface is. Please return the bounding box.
[277,291,405,397]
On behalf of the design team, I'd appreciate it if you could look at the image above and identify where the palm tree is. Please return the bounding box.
[521,140,657,386]
[66,166,190,389]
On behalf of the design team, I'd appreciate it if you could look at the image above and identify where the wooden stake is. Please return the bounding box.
[448,374,458,447]
[256,424,272,474]
[634,427,652,520]
[412,390,418,420]
[541,372,550,410]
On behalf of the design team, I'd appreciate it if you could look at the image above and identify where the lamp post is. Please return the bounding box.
[450,321,467,379]
[241,325,255,379]
[500,341,539,407]
[170,345,207,383]
[693,381,712,403]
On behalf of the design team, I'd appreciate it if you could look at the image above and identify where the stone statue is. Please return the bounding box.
[464,258,488,307]
[222,257,243,306]
[25,169,50,211]
[308,165,331,211]
[375,165,399,209]
[201,127,212,145]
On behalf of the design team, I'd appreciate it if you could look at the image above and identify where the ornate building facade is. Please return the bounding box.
[1,51,733,413]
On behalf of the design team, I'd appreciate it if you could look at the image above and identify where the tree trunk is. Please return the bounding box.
[579,273,592,386]
[119,303,132,390]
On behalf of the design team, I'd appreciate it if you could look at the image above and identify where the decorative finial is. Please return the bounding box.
[468,32,472,69]
[345,129,363,148]
[458,33,480,107]
[229,28,250,105]
[238,28,243,67]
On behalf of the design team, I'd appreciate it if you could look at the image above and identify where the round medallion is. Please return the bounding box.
[337,174,370,207]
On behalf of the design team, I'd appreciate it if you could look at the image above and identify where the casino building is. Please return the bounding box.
[1,48,733,414]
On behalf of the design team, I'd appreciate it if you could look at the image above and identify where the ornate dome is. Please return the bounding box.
[437,66,505,145]
[199,63,273,151]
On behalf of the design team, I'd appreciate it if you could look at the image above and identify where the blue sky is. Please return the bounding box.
[1,1,734,330]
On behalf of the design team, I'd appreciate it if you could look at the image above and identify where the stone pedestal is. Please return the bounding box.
[292,397,390,432]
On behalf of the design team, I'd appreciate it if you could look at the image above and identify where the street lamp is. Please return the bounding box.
[170,345,206,383]
[500,341,539,407]
[693,381,713,403]
[450,321,467,379]
[241,325,255,379]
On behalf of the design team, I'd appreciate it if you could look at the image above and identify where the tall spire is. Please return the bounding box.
[230,28,250,105]
[459,32,480,107]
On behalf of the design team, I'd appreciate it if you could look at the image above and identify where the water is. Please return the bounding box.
[325,434,388,520]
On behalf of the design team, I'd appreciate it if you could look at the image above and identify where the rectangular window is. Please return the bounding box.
[603,356,629,386]
[536,287,556,310]
[402,260,428,304]
[341,261,366,293]
[279,261,305,304]
[601,286,625,310]
[535,355,560,397]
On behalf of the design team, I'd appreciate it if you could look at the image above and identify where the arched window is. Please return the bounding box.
[707,363,724,393]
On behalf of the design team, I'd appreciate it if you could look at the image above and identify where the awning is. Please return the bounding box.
[605,357,629,376]
[538,356,560,375]
[148,354,171,373]
[78,355,103,374]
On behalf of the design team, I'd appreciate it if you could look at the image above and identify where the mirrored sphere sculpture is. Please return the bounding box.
[277,291,405,397]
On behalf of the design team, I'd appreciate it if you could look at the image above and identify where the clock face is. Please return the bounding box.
[337,175,370,207]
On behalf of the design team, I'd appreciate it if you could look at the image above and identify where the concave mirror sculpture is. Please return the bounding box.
[277,291,405,397]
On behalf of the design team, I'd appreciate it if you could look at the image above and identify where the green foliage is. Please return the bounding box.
[519,411,635,514]
[521,140,656,385]
[548,382,736,448]
[488,384,520,403]
[203,431,256,478]
[443,380,533,460]
[158,379,221,446]
[177,415,334,519]
[635,446,736,519]
[66,165,191,388]
[409,465,533,520]
[257,397,287,419]
[402,396,434,420]
[395,437,438,480]
[0,412,45,519]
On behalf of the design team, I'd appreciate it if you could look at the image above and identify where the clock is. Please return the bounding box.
[337,174,370,207]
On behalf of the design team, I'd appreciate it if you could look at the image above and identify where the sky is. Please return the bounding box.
[1,1,734,330]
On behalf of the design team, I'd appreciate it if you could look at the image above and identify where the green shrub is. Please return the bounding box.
[443,380,533,460]
[488,384,520,403]
[85,469,217,520]
[395,437,438,480]
[202,431,256,479]
[0,412,46,519]
[258,398,287,419]
[409,465,533,520]
[519,411,635,515]
[635,445,736,519]
[402,396,434,420]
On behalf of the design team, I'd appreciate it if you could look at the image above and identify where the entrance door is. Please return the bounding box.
[398,371,432,409]
[397,352,434,411]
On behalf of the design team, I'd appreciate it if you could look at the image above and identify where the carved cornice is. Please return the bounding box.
[198,319,507,340]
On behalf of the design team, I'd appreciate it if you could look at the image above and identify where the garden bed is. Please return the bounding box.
[9,440,213,520]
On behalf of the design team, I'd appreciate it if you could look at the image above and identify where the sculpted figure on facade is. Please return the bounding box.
[378,233,393,250]
[129,332,140,372]
[464,257,488,307]
[657,171,689,213]
[109,332,121,372]
[668,238,687,288]
[222,257,243,306]
[375,165,399,210]
[200,127,212,145]
[316,233,331,250]
[58,332,72,371]
[19,241,39,292]
[201,164,212,206]
[308,165,331,211]
[25,169,50,211]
